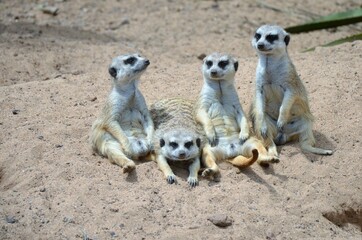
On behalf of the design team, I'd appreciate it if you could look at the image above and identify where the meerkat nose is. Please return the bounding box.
[145,60,150,65]
[257,43,265,50]
[211,70,217,76]
[178,152,186,159]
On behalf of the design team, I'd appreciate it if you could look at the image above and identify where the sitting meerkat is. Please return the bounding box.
[250,25,333,158]
[150,98,204,187]
[195,52,276,177]
[90,53,154,173]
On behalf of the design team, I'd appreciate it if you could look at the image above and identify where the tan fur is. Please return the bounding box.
[250,25,333,159]
[150,98,204,187]
[90,54,154,173]
[195,53,275,178]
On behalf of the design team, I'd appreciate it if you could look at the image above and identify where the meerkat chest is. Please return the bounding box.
[111,91,145,128]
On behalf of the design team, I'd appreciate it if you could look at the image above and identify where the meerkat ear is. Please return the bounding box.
[196,138,201,148]
[108,67,117,78]
[234,61,239,72]
[284,35,290,46]
[160,139,165,148]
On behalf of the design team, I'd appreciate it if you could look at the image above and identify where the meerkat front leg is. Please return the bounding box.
[196,108,217,146]
[254,87,268,138]
[277,90,295,130]
[143,114,154,146]
[187,158,200,187]
[156,154,177,184]
[236,108,250,144]
[137,96,155,145]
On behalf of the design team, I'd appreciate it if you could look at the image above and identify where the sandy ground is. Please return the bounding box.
[0,0,361,239]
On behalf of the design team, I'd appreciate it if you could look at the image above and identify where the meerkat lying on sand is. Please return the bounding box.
[90,53,154,173]
[250,25,333,158]
[150,98,204,187]
[195,53,276,177]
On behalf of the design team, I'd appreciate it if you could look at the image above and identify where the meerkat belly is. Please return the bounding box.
[119,108,146,137]
[208,102,239,139]
[263,84,284,120]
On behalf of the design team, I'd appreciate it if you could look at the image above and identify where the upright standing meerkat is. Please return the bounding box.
[250,25,333,158]
[195,52,276,177]
[90,53,154,173]
[150,98,203,187]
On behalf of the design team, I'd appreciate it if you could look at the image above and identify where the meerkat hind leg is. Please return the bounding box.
[300,125,333,155]
[103,140,136,173]
[246,137,280,164]
[201,145,220,179]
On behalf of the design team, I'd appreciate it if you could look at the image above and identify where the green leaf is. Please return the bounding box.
[286,8,362,33]
[303,33,362,52]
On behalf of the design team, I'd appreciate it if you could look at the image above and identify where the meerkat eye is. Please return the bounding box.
[266,34,279,43]
[218,60,229,69]
[124,57,137,65]
[184,141,194,149]
[205,60,213,68]
[254,33,261,41]
[169,142,178,149]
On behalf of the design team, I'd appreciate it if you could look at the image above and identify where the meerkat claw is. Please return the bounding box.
[167,175,177,185]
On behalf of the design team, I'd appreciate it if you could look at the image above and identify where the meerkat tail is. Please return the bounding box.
[227,149,258,168]
[101,140,136,173]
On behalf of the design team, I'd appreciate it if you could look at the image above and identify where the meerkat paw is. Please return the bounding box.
[166,174,177,185]
[257,155,280,166]
[130,138,150,156]
[207,135,218,147]
[187,176,199,187]
[274,132,287,145]
[324,150,333,155]
[122,161,136,173]
[201,168,217,178]
[239,133,249,145]
[260,120,268,139]
[277,114,289,131]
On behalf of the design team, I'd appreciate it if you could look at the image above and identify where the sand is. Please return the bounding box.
[0,0,361,239]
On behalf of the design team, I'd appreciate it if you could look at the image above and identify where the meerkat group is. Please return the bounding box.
[90,25,332,186]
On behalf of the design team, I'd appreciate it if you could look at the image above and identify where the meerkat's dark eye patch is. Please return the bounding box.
[218,60,229,69]
[160,139,165,147]
[169,142,178,149]
[108,67,117,78]
[266,34,279,43]
[184,141,194,149]
[196,138,201,148]
[124,56,137,65]
[206,60,213,68]
[254,33,261,41]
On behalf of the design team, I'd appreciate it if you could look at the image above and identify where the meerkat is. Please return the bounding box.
[90,53,154,173]
[250,25,333,158]
[149,98,205,187]
[195,52,276,177]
